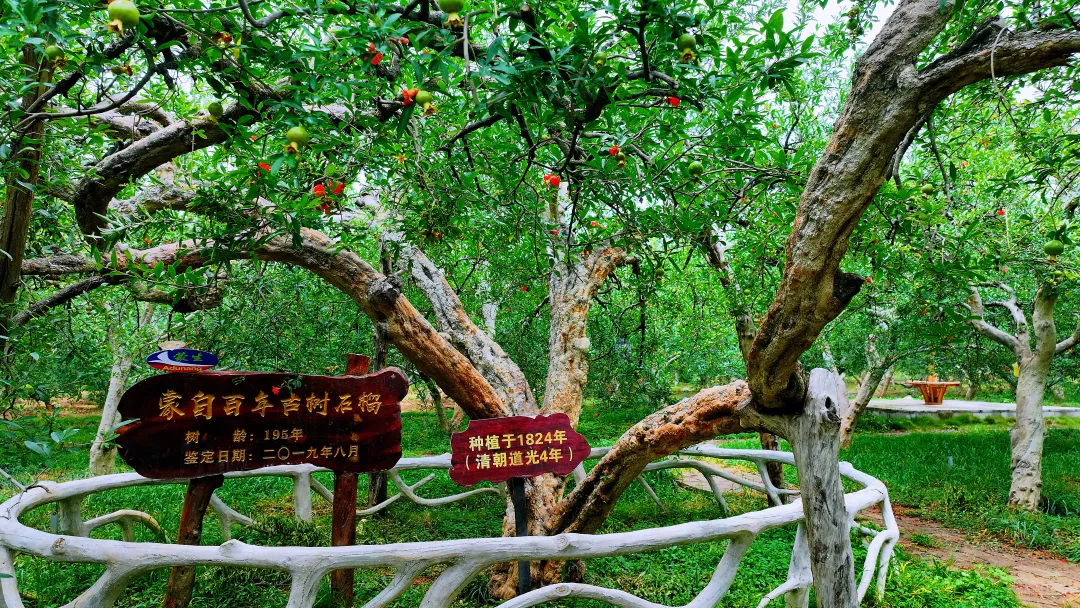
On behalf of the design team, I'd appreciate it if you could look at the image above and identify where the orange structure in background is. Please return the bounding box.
[908,373,960,405]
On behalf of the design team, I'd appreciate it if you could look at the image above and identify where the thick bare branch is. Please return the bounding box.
[9,276,113,329]
[92,111,162,140]
[745,0,1080,409]
[23,230,509,419]
[552,381,750,536]
[965,286,1022,354]
[1055,318,1080,355]
[919,22,1080,97]
[21,254,99,276]
[399,243,533,416]
[70,100,390,238]
[109,181,200,218]
[541,246,626,425]
[71,106,240,238]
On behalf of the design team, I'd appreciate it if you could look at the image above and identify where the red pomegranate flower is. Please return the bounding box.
[271,386,281,395]
[520,286,528,292]
[550,229,558,235]
[258,162,271,172]
[313,184,326,197]
[402,88,417,106]
[997,209,1006,216]
[667,96,680,107]
[371,52,383,65]
[543,174,561,188]
[609,145,619,156]
[333,182,345,195]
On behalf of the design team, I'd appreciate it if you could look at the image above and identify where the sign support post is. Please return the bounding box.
[162,473,224,608]
[330,472,358,607]
[508,477,531,595]
[330,354,371,608]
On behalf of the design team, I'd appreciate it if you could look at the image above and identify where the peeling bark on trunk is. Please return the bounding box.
[744,370,857,608]
[542,247,625,426]
[1011,355,1048,510]
[399,244,535,416]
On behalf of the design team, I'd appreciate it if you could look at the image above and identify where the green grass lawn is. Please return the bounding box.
[0,406,1041,607]
[843,421,1080,562]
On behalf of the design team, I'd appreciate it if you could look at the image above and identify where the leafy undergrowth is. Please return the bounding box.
[0,408,1027,607]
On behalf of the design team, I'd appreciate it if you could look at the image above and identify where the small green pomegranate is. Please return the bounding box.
[107,0,140,35]
[439,0,465,27]
[1044,239,1065,257]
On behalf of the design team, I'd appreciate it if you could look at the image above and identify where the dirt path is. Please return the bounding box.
[677,456,1080,608]
[860,506,1080,608]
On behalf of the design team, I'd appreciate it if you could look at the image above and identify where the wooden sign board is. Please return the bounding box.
[115,368,408,479]
[449,413,590,487]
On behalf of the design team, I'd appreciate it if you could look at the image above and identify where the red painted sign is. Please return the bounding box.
[449,413,591,487]
[115,368,407,479]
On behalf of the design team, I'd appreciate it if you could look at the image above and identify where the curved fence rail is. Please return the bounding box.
[0,446,898,608]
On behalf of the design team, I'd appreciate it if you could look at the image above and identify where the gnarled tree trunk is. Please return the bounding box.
[965,284,1077,510]
[1011,354,1049,509]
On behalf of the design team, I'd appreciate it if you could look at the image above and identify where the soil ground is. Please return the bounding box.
[862,506,1080,608]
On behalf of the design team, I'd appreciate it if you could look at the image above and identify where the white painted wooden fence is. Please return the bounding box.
[0,446,898,608]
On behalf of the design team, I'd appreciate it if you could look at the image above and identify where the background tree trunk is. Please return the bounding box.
[0,48,51,342]
[88,352,134,475]
[89,304,155,475]
[420,373,450,434]
[840,362,891,447]
[367,308,390,508]
[1010,356,1048,510]
[874,368,894,397]
[965,284,1069,511]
